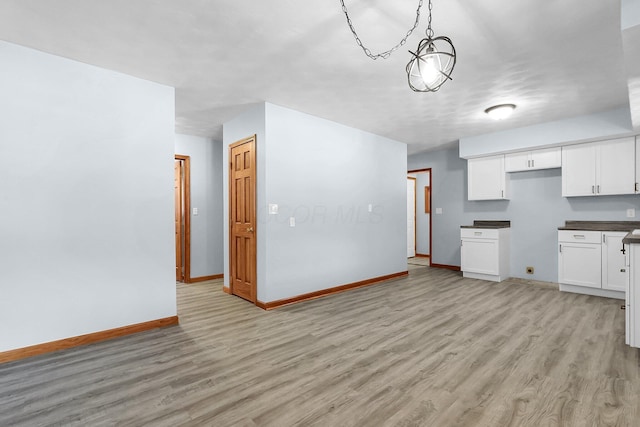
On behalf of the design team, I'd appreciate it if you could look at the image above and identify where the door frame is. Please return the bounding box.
[228,135,257,304]
[408,168,432,266]
[407,176,417,257]
[175,154,192,283]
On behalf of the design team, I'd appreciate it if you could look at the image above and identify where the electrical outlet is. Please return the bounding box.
[526,266,534,274]
[627,208,635,218]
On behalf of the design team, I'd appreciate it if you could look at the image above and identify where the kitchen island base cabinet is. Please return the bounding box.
[627,243,639,347]
[461,228,510,282]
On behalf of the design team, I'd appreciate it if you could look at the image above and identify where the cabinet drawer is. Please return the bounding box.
[558,230,601,244]
[461,228,499,239]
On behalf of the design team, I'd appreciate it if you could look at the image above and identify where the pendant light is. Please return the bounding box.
[340,0,456,92]
[406,0,456,92]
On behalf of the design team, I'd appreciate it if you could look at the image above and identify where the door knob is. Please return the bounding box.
[247,227,254,232]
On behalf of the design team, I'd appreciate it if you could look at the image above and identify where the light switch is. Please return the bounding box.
[193,208,198,215]
[435,208,443,214]
[627,208,636,218]
[269,203,278,215]
[368,204,373,213]
[289,217,295,227]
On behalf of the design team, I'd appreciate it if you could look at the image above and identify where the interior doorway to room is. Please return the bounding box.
[407,177,416,258]
[407,169,432,267]
[175,155,191,282]
[228,136,257,304]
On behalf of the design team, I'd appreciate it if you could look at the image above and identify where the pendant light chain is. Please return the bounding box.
[426,0,434,37]
[340,0,424,60]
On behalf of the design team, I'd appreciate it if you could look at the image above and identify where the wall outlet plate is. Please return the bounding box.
[627,208,635,218]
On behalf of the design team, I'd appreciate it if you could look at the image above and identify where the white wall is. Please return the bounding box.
[223,103,407,303]
[0,41,176,352]
[459,108,633,159]
[174,134,224,278]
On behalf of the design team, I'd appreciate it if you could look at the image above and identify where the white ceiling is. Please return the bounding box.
[0,0,631,154]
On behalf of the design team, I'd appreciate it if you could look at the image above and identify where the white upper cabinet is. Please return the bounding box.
[598,138,636,195]
[635,136,640,194]
[467,155,508,200]
[505,147,561,172]
[562,137,636,197]
[562,143,598,196]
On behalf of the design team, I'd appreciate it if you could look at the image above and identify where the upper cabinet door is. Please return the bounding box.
[597,137,636,196]
[562,143,597,197]
[504,152,529,172]
[505,147,561,172]
[530,147,561,170]
[468,155,508,200]
[636,136,640,194]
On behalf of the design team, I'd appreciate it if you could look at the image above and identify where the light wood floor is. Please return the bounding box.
[2,265,640,426]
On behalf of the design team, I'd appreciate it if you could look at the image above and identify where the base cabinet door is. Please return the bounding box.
[602,232,628,292]
[461,239,499,275]
[558,242,602,288]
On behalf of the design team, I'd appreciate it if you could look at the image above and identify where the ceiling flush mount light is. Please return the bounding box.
[406,0,456,92]
[485,104,517,120]
[340,0,455,92]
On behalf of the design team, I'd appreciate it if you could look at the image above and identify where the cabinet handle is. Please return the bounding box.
[597,185,600,193]
[531,159,535,168]
[559,244,562,253]
[501,190,504,198]
[603,235,606,243]
[528,160,531,168]
[573,234,585,239]
[592,185,595,194]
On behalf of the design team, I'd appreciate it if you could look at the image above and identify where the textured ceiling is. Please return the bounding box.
[0,0,631,154]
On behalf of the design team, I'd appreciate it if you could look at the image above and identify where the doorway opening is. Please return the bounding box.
[175,154,191,283]
[407,168,432,267]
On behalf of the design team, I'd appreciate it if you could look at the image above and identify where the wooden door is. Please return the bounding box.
[174,159,184,281]
[229,136,257,303]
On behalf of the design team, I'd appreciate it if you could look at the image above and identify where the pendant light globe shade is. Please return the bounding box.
[407,36,456,92]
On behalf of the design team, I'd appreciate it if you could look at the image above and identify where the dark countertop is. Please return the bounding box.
[558,220,640,232]
[461,220,511,229]
[623,233,640,245]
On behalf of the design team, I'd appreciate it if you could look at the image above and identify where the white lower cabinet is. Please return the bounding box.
[461,228,510,282]
[602,232,628,292]
[626,242,640,347]
[558,230,626,299]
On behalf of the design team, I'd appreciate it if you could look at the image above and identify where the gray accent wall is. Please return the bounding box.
[0,41,176,352]
[174,134,224,277]
[409,146,640,283]
[223,102,407,303]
